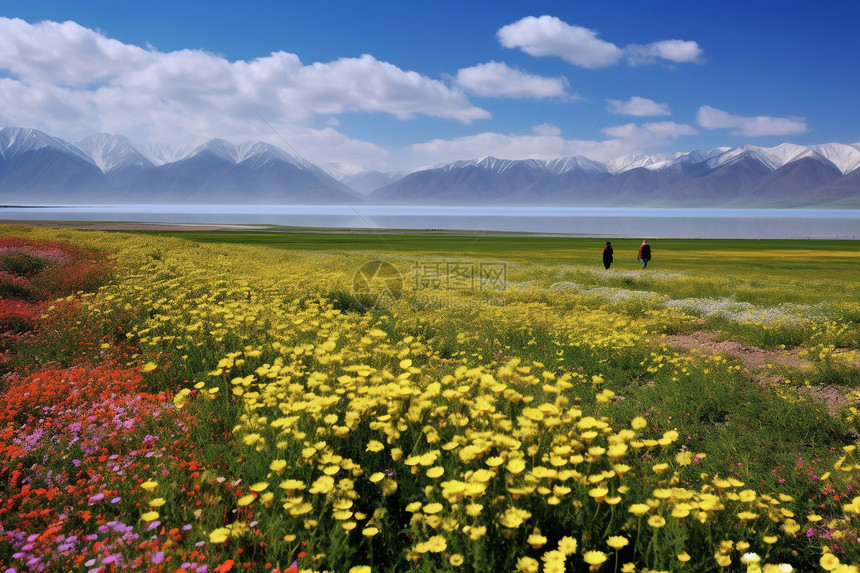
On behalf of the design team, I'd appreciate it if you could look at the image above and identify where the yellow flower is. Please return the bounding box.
[362,527,379,538]
[423,502,444,514]
[763,535,779,544]
[366,440,385,453]
[237,494,255,506]
[499,507,532,528]
[648,515,666,528]
[628,503,650,517]
[148,497,165,507]
[820,554,841,571]
[424,534,447,553]
[631,416,647,429]
[449,553,464,567]
[527,531,548,549]
[426,466,445,478]
[516,556,540,573]
[140,480,158,491]
[558,536,578,555]
[269,459,287,472]
[209,527,230,544]
[249,482,269,492]
[348,567,371,573]
[507,458,527,474]
[140,511,159,521]
[583,550,608,571]
[677,552,691,563]
[606,536,629,550]
[141,362,157,372]
[279,479,306,492]
[652,462,670,474]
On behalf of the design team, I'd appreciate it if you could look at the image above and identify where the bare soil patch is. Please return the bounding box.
[665,331,848,416]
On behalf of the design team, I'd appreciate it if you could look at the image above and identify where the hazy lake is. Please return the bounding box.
[1,204,859,239]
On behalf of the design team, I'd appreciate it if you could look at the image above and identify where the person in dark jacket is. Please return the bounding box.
[602,241,614,270]
[638,240,651,269]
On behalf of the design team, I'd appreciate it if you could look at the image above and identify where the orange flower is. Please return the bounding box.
[215,560,236,573]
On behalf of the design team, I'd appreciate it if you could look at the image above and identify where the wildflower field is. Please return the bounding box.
[1,225,860,573]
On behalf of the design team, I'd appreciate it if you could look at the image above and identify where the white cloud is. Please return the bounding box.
[607,96,671,116]
[455,61,572,99]
[532,123,562,136]
[625,40,704,66]
[497,15,623,69]
[696,105,808,136]
[409,121,698,168]
[0,17,489,152]
[0,18,151,87]
[497,15,703,69]
[601,121,697,142]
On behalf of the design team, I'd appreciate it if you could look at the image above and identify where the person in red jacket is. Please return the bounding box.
[638,240,651,269]
[602,241,614,270]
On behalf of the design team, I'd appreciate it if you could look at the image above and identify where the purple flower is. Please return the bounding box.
[151,552,164,564]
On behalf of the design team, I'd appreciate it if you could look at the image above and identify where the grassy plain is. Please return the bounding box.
[1,225,859,573]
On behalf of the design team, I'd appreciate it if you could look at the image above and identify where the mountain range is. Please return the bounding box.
[1,127,859,208]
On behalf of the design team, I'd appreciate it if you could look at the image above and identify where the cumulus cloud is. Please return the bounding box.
[409,121,698,168]
[497,15,623,68]
[625,40,704,66]
[0,16,488,157]
[455,61,572,99]
[497,15,703,69]
[696,105,807,136]
[601,121,698,143]
[606,97,671,116]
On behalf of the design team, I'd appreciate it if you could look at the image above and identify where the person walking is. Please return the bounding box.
[602,241,614,270]
[638,240,651,269]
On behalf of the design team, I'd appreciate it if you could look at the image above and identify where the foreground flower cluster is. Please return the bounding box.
[1,227,859,572]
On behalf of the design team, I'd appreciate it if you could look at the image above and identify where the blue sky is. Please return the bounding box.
[1,0,858,173]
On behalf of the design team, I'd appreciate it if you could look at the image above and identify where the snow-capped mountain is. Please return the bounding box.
[75,133,154,173]
[369,144,860,207]
[0,127,362,204]
[1,126,859,207]
[0,128,107,198]
[1,127,95,164]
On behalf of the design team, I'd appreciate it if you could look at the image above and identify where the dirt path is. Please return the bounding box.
[664,331,848,416]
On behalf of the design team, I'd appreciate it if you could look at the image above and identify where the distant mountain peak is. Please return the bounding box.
[75,133,154,172]
[0,126,95,165]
